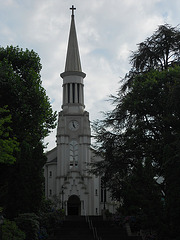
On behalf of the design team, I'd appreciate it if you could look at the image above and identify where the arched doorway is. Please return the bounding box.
[67,195,81,215]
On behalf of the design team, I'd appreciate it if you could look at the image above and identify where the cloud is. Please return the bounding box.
[1,0,180,150]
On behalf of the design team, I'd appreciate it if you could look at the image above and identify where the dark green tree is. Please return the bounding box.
[92,25,180,239]
[0,106,19,164]
[0,46,57,218]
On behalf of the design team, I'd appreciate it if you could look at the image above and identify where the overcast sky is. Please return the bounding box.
[0,0,180,151]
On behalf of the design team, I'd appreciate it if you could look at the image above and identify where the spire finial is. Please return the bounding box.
[70,5,76,16]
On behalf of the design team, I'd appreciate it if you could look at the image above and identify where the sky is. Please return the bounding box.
[0,0,180,151]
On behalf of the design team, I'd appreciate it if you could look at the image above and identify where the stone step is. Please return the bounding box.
[48,216,142,240]
[65,215,86,222]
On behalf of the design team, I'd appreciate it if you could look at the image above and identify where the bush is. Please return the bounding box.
[39,198,52,213]
[15,213,39,240]
[2,219,26,240]
[39,209,64,236]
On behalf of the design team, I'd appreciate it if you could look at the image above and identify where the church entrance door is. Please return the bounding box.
[67,195,81,216]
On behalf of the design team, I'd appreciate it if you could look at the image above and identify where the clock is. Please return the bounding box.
[68,120,79,131]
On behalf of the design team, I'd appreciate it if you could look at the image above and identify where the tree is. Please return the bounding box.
[123,24,180,90]
[0,106,19,164]
[0,46,57,218]
[2,219,26,240]
[92,25,180,239]
[0,46,56,144]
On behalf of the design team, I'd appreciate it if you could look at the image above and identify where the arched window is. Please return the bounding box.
[101,177,107,203]
[69,140,78,169]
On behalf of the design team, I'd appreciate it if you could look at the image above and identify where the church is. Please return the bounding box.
[44,6,116,216]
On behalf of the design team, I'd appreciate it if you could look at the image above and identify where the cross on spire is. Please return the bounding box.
[70,5,76,16]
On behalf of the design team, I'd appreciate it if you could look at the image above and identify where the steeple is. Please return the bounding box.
[61,5,86,78]
[60,6,86,114]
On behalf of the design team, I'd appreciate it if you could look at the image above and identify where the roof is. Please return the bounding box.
[48,157,57,163]
[61,10,86,78]
[65,15,82,72]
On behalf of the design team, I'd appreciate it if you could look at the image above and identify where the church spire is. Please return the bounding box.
[61,5,86,78]
[60,6,86,114]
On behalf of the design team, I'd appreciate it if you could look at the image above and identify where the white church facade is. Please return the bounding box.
[44,6,116,216]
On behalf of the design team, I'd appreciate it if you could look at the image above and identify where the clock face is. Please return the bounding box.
[68,120,79,131]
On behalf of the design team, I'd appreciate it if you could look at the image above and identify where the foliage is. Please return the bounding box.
[39,209,64,236]
[50,194,62,209]
[39,198,53,213]
[15,213,39,240]
[123,24,180,90]
[0,46,57,144]
[0,106,19,164]
[131,24,180,71]
[92,24,180,239]
[39,198,65,237]
[0,46,57,218]
[123,216,141,232]
[2,219,26,240]
[103,209,113,220]
[38,227,48,240]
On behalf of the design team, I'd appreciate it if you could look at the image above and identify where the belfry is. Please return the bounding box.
[44,6,115,216]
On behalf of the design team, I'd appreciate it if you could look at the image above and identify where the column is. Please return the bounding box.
[82,85,84,105]
[75,83,78,103]
[64,84,68,104]
[79,84,83,105]
[70,83,73,103]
